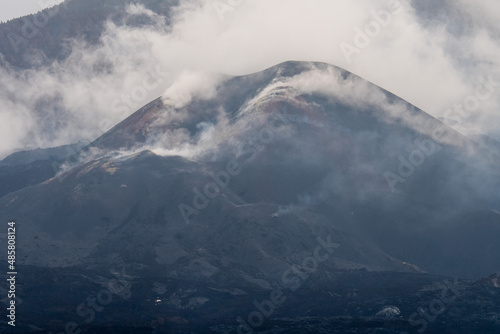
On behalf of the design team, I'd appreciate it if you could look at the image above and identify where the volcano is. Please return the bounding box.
[1,61,500,333]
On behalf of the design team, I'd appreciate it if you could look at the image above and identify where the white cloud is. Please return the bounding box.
[162,71,221,108]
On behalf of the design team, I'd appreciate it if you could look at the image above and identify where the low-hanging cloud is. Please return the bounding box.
[0,0,499,159]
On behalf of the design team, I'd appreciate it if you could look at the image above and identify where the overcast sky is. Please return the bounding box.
[0,0,499,158]
[0,0,63,22]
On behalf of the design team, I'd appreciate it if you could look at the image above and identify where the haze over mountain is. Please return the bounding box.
[0,1,500,333]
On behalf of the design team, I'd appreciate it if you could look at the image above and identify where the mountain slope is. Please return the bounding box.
[0,0,178,69]
[0,143,86,198]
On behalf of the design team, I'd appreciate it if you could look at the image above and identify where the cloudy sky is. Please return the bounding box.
[0,0,499,158]
[0,0,63,22]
